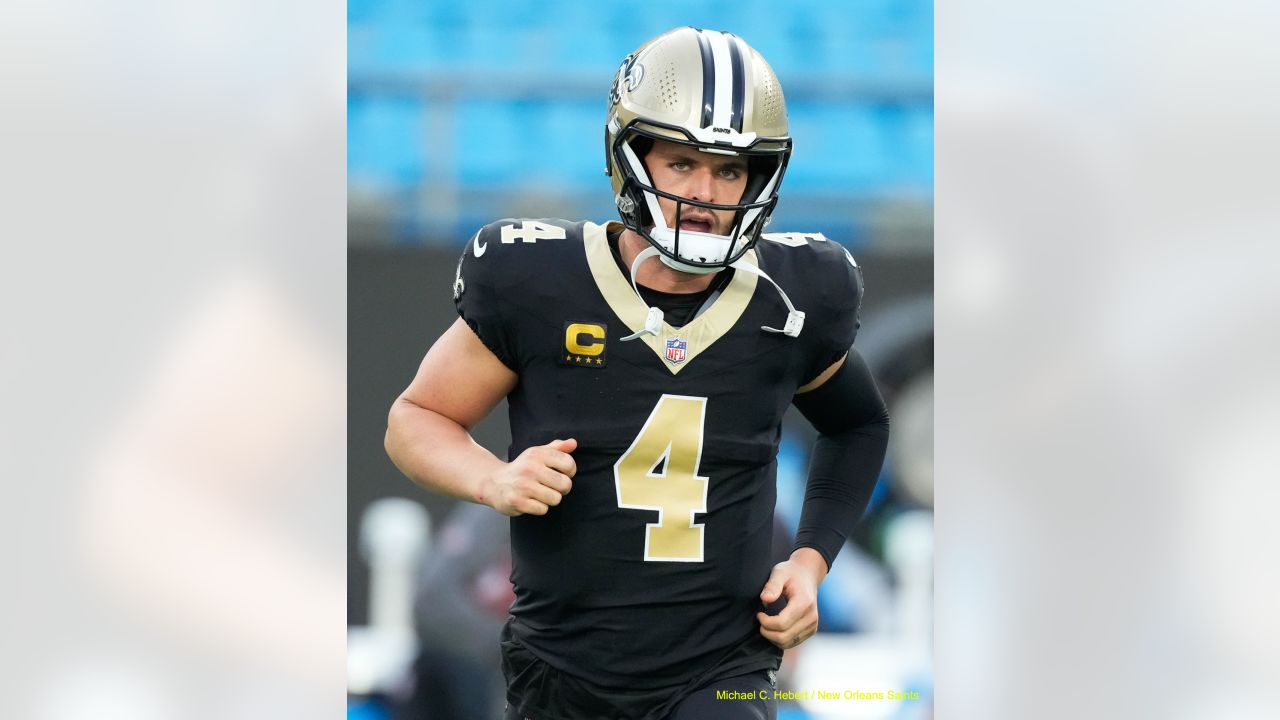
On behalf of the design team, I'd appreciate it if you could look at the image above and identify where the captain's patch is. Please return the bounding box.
[561,322,608,368]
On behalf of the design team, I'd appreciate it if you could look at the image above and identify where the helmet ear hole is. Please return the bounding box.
[617,135,656,229]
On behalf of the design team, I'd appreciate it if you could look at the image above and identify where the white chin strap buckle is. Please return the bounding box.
[621,306,664,342]
[620,247,666,342]
[778,310,805,338]
[729,258,805,338]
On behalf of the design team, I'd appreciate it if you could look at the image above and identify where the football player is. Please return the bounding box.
[386,26,890,720]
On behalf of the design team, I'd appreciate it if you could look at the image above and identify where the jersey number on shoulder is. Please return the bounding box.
[614,395,709,562]
[761,231,857,266]
[761,232,827,246]
[500,220,566,244]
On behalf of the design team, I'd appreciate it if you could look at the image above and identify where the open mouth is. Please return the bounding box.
[679,218,713,234]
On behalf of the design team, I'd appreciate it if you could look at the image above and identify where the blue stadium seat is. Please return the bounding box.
[346,0,382,24]
[456,99,524,185]
[348,94,426,186]
[347,0,934,237]
[539,101,606,182]
[348,23,453,72]
[901,105,934,191]
[786,101,888,193]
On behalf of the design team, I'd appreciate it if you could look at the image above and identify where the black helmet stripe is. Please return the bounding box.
[726,33,746,133]
[694,29,715,128]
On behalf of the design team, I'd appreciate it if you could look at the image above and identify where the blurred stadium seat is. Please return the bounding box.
[347,1,933,248]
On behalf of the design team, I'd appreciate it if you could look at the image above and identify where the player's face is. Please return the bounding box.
[645,139,749,237]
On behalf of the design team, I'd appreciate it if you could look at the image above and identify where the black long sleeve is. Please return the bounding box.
[790,348,890,569]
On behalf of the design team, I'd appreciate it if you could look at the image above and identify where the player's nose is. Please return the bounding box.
[685,166,716,202]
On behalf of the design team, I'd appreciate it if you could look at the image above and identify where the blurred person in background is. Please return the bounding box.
[394,504,513,720]
[385,26,889,720]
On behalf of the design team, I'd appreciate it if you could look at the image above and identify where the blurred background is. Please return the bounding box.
[347,2,933,719]
[7,2,1278,720]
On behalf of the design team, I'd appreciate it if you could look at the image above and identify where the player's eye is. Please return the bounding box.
[718,167,744,180]
[670,161,691,171]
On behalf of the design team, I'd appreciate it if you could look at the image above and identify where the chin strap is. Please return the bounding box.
[620,246,665,341]
[619,247,806,341]
[729,258,806,337]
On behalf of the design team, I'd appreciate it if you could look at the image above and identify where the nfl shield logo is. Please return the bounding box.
[664,337,687,364]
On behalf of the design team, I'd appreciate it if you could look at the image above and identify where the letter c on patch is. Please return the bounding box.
[565,323,605,356]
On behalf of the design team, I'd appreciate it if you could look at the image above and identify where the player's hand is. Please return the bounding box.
[482,438,577,517]
[756,548,827,649]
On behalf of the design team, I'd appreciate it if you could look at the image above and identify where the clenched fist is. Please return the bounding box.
[756,548,827,649]
[481,438,577,516]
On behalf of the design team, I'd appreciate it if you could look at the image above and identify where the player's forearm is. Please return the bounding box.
[385,397,505,506]
[794,422,889,567]
[792,349,891,568]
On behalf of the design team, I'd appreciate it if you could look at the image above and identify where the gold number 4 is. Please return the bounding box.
[614,394,709,562]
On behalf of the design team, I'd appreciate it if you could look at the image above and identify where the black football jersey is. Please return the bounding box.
[453,219,863,689]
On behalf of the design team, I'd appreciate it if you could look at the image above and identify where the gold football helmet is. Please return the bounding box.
[605,27,792,273]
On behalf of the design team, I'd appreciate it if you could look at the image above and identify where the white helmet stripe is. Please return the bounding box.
[704,30,735,130]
